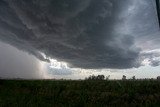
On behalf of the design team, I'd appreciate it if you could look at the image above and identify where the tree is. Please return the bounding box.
[85,75,105,80]
[122,75,126,80]
[132,76,136,80]
[157,76,160,80]
[97,75,105,80]
[106,75,110,80]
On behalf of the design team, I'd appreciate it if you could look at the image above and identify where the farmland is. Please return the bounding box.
[0,79,160,107]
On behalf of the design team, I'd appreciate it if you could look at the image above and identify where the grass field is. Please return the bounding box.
[0,79,160,107]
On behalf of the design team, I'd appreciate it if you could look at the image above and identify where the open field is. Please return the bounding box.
[0,79,160,107]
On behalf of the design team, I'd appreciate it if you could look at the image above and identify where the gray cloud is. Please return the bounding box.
[149,60,160,67]
[124,0,160,50]
[140,50,160,67]
[0,0,153,69]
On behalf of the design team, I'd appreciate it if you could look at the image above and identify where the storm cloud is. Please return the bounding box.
[140,49,160,67]
[0,0,159,69]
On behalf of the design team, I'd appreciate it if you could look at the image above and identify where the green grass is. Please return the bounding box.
[0,79,160,107]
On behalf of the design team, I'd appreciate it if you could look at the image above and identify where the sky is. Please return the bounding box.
[0,0,160,79]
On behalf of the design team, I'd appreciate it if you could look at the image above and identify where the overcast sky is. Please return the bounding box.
[0,0,160,79]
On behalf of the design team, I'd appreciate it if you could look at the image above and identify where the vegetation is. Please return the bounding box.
[85,75,105,80]
[0,79,160,107]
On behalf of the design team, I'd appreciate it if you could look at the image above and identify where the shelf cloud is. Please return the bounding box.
[0,0,159,69]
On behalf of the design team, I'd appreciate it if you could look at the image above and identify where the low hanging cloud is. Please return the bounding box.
[0,0,158,69]
[140,49,160,67]
[150,60,160,67]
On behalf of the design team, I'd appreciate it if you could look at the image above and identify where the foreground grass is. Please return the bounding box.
[0,79,160,107]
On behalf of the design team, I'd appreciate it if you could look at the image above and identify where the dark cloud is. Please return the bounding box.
[149,60,160,67]
[125,0,160,50]
[0,0,142,69]
[141,50,160,67]
[141,51,160,59]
